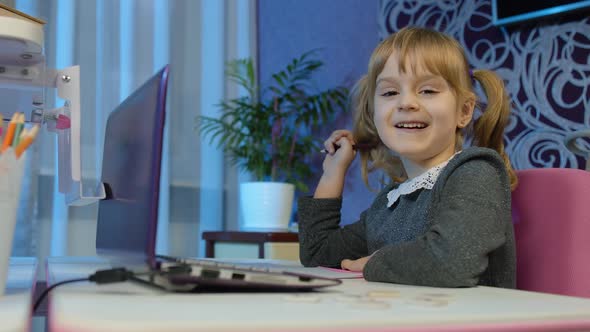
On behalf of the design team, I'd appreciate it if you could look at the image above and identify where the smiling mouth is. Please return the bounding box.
[395,122,428,129]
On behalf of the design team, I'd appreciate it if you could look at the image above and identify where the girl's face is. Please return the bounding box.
[373,52,473,171]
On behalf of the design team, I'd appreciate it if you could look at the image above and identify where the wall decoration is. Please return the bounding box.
[379,0,590,169]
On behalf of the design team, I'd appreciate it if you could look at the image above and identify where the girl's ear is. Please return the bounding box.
[457,96,475,128]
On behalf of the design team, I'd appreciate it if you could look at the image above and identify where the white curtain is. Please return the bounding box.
[12,0,255,266]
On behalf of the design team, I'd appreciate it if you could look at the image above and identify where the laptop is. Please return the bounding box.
[95,65,341,292]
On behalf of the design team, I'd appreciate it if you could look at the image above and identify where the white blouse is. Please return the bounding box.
[386,152,460,208]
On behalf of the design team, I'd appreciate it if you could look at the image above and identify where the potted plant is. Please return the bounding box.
[197,50,348,230]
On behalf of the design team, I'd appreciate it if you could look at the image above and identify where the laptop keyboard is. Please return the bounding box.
[177,258,287,274]
[150,255,342,289]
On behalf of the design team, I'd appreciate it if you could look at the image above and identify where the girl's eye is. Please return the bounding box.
[420,89,438,95]
[381,90,398,97]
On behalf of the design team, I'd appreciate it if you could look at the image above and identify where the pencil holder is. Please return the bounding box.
[0,150,27,296]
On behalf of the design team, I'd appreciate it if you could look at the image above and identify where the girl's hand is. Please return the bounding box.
[340,255,371,272]
[313,130,356,198]
[321,130,356,175]
[341,251,377,272]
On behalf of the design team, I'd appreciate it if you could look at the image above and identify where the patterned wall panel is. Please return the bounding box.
[379,0,590,169]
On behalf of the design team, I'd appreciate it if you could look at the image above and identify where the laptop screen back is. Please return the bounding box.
[95,65,169,265]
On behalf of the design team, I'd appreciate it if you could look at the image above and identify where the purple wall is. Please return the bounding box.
[258,0,379,90]
[257,0,380,225]
[257,0,590,226]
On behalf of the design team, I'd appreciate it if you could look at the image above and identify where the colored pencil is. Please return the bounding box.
[319,143,375,154]
[15,125,39,158]
[12,113,25,147]
[1,112,19,153]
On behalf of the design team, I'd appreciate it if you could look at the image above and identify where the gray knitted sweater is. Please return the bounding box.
[298,147,516,288]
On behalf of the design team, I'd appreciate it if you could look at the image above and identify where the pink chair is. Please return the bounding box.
[512,168,590,298]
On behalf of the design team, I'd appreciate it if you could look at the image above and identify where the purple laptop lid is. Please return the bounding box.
[93,66,342,292]
[96,65,169,268]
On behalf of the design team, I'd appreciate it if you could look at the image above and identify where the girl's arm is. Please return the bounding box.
[298,129,367,267]
[297,196,369,267]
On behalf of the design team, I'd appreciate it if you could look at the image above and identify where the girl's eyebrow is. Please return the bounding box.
[375,76,397,85]
[417,75,444,84]
[376,74,441,85]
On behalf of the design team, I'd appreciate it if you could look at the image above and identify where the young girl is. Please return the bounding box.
[298,26,518,288]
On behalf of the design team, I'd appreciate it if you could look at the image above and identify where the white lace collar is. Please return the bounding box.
[386,152,460,207]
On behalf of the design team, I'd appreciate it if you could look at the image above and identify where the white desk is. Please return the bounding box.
[47,257,590,332]
[0,257,37,332]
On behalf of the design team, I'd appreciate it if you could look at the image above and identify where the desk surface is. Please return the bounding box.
[0,257,37,332]
[47,257,590,332]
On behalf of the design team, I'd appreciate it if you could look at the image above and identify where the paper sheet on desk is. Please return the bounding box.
[286,266,364,279]
[214,259,364,279]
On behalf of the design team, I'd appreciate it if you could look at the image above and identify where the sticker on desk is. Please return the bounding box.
[405,295,450,308]
[282,294,321,303]
[333,294,364,303]
[366,290,400,299]
[331,292,395,311]
[420,292,453,299]
[348,299,391,310]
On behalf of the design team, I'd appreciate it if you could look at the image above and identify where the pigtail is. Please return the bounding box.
[471,69,518,190]
[352,75,377,187]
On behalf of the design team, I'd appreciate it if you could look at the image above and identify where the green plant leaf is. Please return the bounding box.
[195,50,349,192]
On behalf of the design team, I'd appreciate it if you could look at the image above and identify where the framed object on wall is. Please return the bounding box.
[492,0,590,26]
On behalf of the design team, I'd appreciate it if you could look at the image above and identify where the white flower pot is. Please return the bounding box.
[239,182,295,230]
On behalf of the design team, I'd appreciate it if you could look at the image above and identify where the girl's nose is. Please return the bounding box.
[397,93,419,111]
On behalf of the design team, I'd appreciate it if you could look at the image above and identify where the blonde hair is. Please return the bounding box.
[352,26,517,190]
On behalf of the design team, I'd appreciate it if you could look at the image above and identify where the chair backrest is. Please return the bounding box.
[512,168,590,298]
